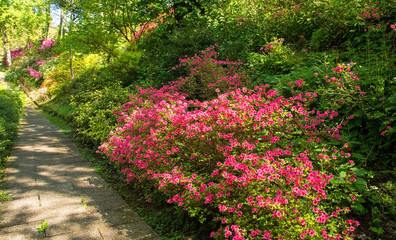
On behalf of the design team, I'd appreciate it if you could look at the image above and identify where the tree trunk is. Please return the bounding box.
[58,8,63,38]
[69,1,75,83]
[63,8,68,36]
[44,6,51,39]
[1,22,11,67]
[69,48,74,82]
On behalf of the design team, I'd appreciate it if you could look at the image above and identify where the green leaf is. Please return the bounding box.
[353,203,366,214]
[352,153,365,160]
[369,227,384,235]
[351,167,367,176]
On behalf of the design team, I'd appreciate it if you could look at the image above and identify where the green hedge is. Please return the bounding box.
[0,87,23,165]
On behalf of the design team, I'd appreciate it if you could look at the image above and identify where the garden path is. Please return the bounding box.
[0,79,161,239]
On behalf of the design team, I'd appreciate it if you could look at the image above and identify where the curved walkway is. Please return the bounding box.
[0,85,161,239]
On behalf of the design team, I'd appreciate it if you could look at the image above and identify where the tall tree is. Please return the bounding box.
[0,0,12,65]
[0,0,50,66]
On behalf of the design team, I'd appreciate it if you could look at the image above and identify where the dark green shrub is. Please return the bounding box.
[139,20,216,86]
[0,88,23,162]
[70,69,133,147]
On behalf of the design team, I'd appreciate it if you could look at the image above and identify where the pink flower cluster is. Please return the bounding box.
[170,45,249,99]
[260,38,284,53]
[269,3,301,19]
[26,67,41,79]
[36,60,46,66]
[360,6,380,19]
[236,17,247,24]
[315,62,365,99]
[390,24,396,32]
[100,84,356,238]
[135,21,158,40]
[40,39,56,50]
[359,3,385,32]
[2,48,24,65]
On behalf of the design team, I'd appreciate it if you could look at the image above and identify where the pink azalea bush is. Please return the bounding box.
[36,60,46,67]
[40,39,56,50]
[99,47,358,239]
[26,67,41,79]
[171,45,249,101]
[2,48,24,66]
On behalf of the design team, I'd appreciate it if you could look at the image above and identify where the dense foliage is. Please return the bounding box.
[2,0,395,239]
[0,83,24,205]
[0,85,23,161]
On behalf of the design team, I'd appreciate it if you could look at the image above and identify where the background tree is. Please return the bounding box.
[0,0,50,66]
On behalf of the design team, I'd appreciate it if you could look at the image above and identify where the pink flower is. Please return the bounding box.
[351,195,356,200]
[391,24,396,29]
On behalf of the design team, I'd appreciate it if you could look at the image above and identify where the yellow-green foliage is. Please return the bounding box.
[40,54,105,97]
[69,66,133,146]
[110,42,142,76]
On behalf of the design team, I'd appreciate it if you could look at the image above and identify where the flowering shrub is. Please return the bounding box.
[2,48,24,66]
[172,45,249,101]
[36,60,46,66]
[296,61,395,167]
[135,21,158,41]
[28,87,48,102]
[249,38,295,74]
[99,49,358,239]
[40,39,56,50]
[299,62,365,110]
[26,67,41,79]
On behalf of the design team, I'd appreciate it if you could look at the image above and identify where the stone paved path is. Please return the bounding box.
[0,88,162,239]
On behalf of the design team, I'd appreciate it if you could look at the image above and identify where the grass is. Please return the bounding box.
[39,109,72,134]
[41,100,74,122]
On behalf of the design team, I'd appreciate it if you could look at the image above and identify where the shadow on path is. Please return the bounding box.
[0,103,162,240]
